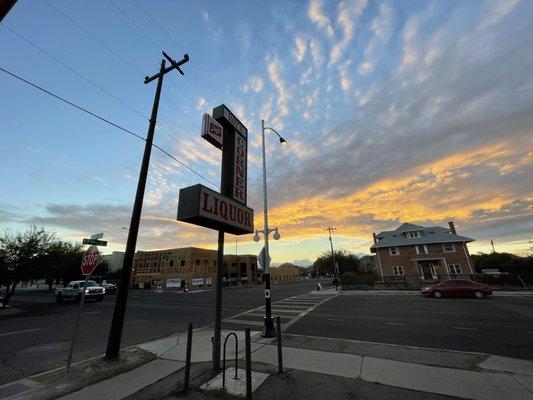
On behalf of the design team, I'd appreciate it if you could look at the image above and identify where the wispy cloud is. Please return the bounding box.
[308,0,334,39]
[243,76,264,93]
[292,36,307,63]
[330,0,368,66]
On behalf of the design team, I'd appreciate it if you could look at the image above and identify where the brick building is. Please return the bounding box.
[370,222,474,282]
[132,247,258,289]
[268,263,301,283]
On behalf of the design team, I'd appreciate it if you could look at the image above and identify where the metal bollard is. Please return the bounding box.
[183,323,193,392]
[222,332,238,390]
[245,327,252,400]
[276,316,283,373]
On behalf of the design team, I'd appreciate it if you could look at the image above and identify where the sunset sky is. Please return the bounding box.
[0,0,531,266]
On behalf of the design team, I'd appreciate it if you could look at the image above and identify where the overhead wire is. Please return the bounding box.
[42,0,201,131]
[108,0,214,109]
[131,0,226,105]
[0,65,219,189]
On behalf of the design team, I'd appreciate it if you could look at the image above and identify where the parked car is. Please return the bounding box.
[422,279,492,299]
[55,280,105,303]
[100,282,117,294]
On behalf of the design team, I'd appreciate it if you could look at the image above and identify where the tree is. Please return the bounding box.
[471,251,532,273]
[0,226,56,307]
[44,241,84,289]
[312,249,360,276]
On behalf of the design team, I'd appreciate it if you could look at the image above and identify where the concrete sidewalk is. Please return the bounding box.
[4,327,533,400]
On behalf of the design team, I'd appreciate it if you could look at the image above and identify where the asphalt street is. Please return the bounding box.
[287,293,533,360]
[2,287,533,387]
[0,281,316,385]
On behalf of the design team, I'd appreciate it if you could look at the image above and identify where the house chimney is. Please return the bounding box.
[372,232,377,243]
[448,221,456,234]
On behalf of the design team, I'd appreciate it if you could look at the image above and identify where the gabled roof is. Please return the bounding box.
[371,223,474,250]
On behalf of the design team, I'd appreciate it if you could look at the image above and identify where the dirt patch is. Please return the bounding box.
[30,347,156,400]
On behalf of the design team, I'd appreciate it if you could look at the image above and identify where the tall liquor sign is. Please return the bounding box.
[177,104,253,371]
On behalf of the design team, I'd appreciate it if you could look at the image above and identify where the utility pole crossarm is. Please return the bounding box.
[144,53,189,84]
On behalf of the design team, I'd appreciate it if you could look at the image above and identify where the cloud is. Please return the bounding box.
[479,0,520,29]
[358,60,374,75]
[309,38,323,65]
[243,76,264,93]
[196,97,207,110]
[267,57,291,122]
[398,14,419,71]
[308,0,334,39]
[339,60,352,91]
[330,0,368,66]
[292,36,307,63]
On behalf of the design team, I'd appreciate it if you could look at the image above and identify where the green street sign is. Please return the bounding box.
[82,238,107,246]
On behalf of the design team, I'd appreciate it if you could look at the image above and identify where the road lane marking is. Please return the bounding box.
[0,328,40,337]
[328,318,344,322]
[385,322,405,326]
[84,311,102,315]
[224,319,264,326]
[452,327,477,331]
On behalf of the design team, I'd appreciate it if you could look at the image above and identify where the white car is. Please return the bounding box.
[55,280,105,303]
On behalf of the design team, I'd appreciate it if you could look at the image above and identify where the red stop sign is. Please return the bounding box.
[81,245,100,276]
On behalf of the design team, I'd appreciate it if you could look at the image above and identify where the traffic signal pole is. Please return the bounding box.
[105,53,189,360]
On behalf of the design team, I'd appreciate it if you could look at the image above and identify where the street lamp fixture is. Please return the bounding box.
[259,119,287,338]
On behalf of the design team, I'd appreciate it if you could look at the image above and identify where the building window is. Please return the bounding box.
[196,259,200,266]
[449,264,462,274]
[389,247,400,256]
[153,261,158,269]
[406,231,421,238]
[443,243,455,252]
[415,244,428,254]
[393,266,404,276]
[214,260,217,266]
[169,260,174,267]
[146,261,150,268]
[160,261,165,269]
[180,260,185,267]
[138,261,143,268]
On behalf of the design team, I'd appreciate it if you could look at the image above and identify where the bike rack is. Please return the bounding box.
[222,332,239,390]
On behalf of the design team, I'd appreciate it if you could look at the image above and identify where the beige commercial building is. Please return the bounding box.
[132,247,258,289]
[269,264,301,283]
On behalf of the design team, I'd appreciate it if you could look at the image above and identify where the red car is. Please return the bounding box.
[422,279,492,299]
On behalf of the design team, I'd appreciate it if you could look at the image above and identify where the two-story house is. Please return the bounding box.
[370,222,475,281]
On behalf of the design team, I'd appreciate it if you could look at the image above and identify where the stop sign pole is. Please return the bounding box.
[66,245,100,374]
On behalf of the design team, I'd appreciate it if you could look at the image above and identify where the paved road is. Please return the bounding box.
[0,281,316,385]
[287,293,533,360]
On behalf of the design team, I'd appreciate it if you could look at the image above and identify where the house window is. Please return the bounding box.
[393,266,404,276]
[449,264,462,274]
[406,231,421,238]
[389,247,400,256]
[443,243,455,252]
[415,244,428,254]
[169,260,174,267]
[180,260,185,267]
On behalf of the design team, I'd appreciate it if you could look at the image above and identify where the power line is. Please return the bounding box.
[131,0,225,104]
[1,22,148,122]
[108,0,213,109]
[0,65,219,189]
[42,1,201,131]
[43,0,145,76]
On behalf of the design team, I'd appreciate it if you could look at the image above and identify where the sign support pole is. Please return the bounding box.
[66,275,88,374]
[212,229,224,371]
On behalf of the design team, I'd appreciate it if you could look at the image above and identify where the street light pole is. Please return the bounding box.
[260,119,276,338]
[254,119,286,337]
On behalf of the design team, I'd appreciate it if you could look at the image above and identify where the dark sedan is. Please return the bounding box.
[422,279,492,299]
